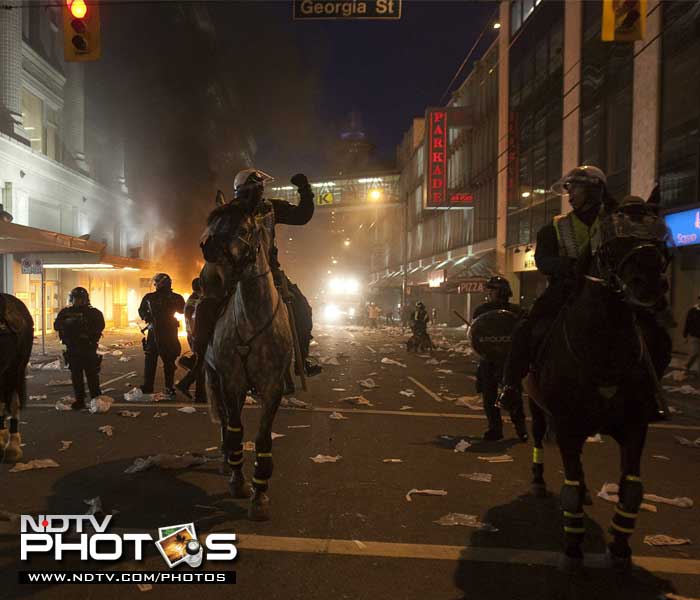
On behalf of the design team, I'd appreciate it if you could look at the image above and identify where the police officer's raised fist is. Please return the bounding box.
[291,173,309,189]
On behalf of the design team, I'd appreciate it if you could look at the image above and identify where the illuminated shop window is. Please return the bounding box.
[21,89,43,153]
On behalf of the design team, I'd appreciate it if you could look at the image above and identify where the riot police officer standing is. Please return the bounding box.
[472,276,528,441]
[54,287,105,410]
[139,273,185,399]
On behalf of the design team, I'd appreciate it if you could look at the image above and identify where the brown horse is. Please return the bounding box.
[0,294,34,463]
[203,204,293,520]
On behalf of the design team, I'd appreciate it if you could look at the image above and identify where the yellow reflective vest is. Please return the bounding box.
[553,210,601,258]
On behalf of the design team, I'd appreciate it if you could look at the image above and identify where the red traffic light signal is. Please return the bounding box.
[63,0,100,61]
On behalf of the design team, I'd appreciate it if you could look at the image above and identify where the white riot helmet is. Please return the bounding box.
[233,169,274,206]
[551,165,607,195]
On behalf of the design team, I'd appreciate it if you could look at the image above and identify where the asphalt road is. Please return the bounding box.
[2,324,700,600]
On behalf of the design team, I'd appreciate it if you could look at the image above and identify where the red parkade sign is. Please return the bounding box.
[424,108,473,209]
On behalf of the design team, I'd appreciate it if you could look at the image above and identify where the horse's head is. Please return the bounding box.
[590,192,672,308]
[201,203,260,270]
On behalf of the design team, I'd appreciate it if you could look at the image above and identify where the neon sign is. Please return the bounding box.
[664,208,700,247]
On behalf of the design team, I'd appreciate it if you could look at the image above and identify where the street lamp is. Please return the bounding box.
[368,189,383,202]
[344,239,351,247]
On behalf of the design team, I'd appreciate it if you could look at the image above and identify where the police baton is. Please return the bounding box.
[452,310,471,328]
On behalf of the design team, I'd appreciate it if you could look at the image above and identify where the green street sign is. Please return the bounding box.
[293,0,401,21]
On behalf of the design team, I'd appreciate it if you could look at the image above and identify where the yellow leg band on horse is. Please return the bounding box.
[615,506,638,519]
[256,452,272,458]
[564,527,585,534]
[564,511,584,518]
[227,458,244,466]
[610,522,635,534]
[564,479,580,486]
[232,449,243,456]
[532,447,544,464]
[625,475,641,482]
[227,426,242,432]
[252,477,268,485]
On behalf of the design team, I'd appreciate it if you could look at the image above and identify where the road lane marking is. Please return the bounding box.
[366,345,377,353]
[234,534,700,575]
[100,371,138,386]
[26,403,700,431]
[408,376,443,403]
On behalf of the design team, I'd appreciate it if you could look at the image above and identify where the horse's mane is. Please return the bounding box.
[206,202,246,227]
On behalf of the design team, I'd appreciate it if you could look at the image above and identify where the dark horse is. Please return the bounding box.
[0,294,34,463]
[522,194,672,571]
[201,202,294,521]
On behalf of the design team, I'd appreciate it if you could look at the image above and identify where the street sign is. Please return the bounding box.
[21,257,43,275]
[293,0,401,20]
[458,280,485,293]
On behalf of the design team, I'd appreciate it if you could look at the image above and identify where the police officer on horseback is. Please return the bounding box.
[139,273,186,399]
[473,276,528,441]
[191,169,321,385]
[54,287,105,410]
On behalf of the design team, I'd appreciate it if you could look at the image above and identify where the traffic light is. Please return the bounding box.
[602,0,646,42]
[63,0,101,62]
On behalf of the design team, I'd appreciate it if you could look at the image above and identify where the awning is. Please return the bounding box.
[452,249,497,281]
[0,221,105,254]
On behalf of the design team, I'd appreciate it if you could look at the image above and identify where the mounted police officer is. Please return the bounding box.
[139,273,185,399]
[192,169,321,385]
[54,287,105,410]
[411,301,430,334]
[499,165,609,408]
[175,277,205,402]
[472,276,528,441]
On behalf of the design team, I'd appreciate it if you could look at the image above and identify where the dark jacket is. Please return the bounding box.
[684,305,700,339]
[473,300,524,321]
[54,305,105,351]
[139,289,185,356]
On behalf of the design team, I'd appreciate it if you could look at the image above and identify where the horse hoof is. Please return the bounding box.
[531,482,547,498]
[558,554,584,574]
[248,494,270,521]
[229,477,253,499]
[2,438,23,463]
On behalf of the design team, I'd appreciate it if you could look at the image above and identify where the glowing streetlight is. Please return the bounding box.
[493,22,501,29]
[344,239,351,247]
[368,189,383,202]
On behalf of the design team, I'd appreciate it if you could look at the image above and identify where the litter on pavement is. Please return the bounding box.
[329,411,348,420]
[381,357,407,368]
[342,396,373,406]
[675,436,700,448]
[643,535,691,547]
[124,387,145,402]
[29,395,47,401]
[425,358,439,365]
[383,459,403,463]
[153,412,168,418]
[118,356,131,362]
[399,389,415,397]
[434,513,498,531]
[177,406,197,414]
[10,459,60,473]
[281,397,311,409]
[332,388,347,392]
[358,378,378,389]
[321,356,340,366]
[124,453,208,474]
[89,395,114,414]
[435,369,454,375]
[400,405,413,411]
[454,439,472,453]
[477,455,513,463]
[310,454,342,463]
[598,482,693,509]
[663,385,700,396]
[55,400,72,411]
[137,584,153,592]
[288,425,311,429]
[455,395,482,410]
[405,488,448,502]
[353,540,367,549]
[243,441,256,452]
[271,432,285,439]
[98,425,114,437]
[459,473,493,483]
[119,410,141,418]
[586,434,603,443]
[653,455,671,460]
[58,440,72,452]
[84,497,104,516]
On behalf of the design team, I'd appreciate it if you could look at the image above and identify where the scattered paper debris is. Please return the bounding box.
[288,424,311,429]
[55,400,72,411]
[598,483,693,509]
[29,394,47,401]
[477,455,513,463]
[119,410,141,418]
[98,425,114,437]
[271,432,285,439]
[321,356,340,366]
[400,405,413,411]
[58,440,72,452]
[41,360,63,371]
[244,395,257,405]
[118,356,131,363]
[342,395,373,406]
[205,446,218,452]
[243,441,256,452]
[383,458,403,463]
[309,340,318,347]
[426,358,439,365]
[664,369,688,382]
[405,488,448,502]
[435,369,454,375]
[399,389,415,397]
[381,357,407,368]
[281,396,311,409]
[332,388,347,392]
[310,454,341,463]
[124,387,145,402]
[48,379,72,386]
[153,412,168,418]
[10,459,60,472]
[358,378,378,389]
[124,453,207,474]
[329,411,348,420]
[675,436,700,448]
[644,535,691,547]
[664,385,700,396]
[586,434,603,443]
[455,395,482,410]
[137,583,153,592]
[454,439,472,453]
[653,455,671,460]
[177,406,197,414]
[460,472,493,483]
[84,497,104,516]
[89,395,114,414]
[644,494,694,509]
[434,513,498,531]
[111,350,123,357]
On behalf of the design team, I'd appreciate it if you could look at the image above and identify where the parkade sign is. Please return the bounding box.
[293,0,401,20]
[664,208,700,247]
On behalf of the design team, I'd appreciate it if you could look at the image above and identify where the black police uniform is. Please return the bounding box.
[473,300,527,438]
[139,288,185,393]
[54,304,105,405]
[176,290,205,401]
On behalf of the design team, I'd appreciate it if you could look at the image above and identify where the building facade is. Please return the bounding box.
[497,0,700,349]
[0,4,158,333]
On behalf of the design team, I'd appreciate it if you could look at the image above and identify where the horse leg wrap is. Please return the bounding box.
[9,417,18,434]
[610,475,642,540]
[532,447,544,482]
[0,415,4,430]
[253,451,273,492]
[225,425,244,471]
[561,479,585,550]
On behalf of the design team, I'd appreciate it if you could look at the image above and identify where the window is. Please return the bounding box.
[21,90,43,153]
[46,106,59,161]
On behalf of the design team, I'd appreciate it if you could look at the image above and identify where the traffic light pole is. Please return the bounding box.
[401,192,408,314]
